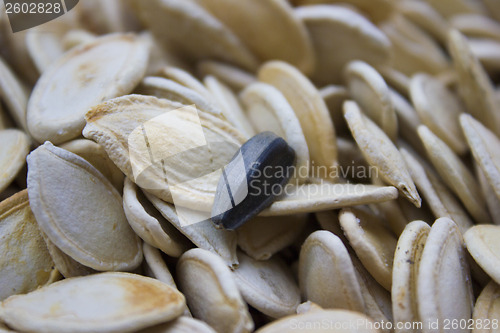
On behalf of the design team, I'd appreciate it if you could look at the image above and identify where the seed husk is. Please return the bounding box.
[392,220,430,332]
[448,29,500,137]
[299,230,366,312]
[409,73,468,155]
[418,125,490,223]
[451,14,500,41]
[464,225,500,286]
[195,0,315,75]
[123,178,191,258]
[233,251,300,319]
[135,0,258,71]
[211,131,296,230]
[339,208,397,291]
[27,34,149,144]
[0,129,30,194]
[236,214,307,261]
[0,272,186,333]
[345,60,398,141]
[145,192,238,268]
[343,100,421,207]
[256,309,379,333]
[142,243,177,288]
[259,61,338,180]
[0,56,29,130]
[197,60,257,92]
[27,142,143,271]
[417,217,474,332]
[204,75,256,138]
[400,147,474,234]
[0,190,57,301]
[135,317,216,333]
[472,280,500,332]
[156,66,214,102]
[240,82,310,182]
[296,5,391,85]
[177,248,254,333]
[460,113,500,203]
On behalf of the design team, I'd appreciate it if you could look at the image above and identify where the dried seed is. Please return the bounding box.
[451,14,500,41]
[472,280,500,332]
[145,192,238,268]
[448,29,500,136]
[0,129,30,194]
[236,215,307,261]
[204,75,256,138]
[123,178,191,258]
[418,125,490,223]
[27,34,149,144]
[259,61,338,179]
[417,217,474,332]
[262,182,398,216]
[240,82,310,182]
[475,164,500,226]
[256,309,379,333]
[296,5,391,85]
[464,225,500,286]
[379,15,449,76]
[60,139,125,192]
[345,60,398,141]
[0,272,186,333]
[296,301,323,315]
[156,66,214,102]
[135,317,216,333]
[400,147,474,234]
[299,230,365,312]
[195,0,315,75]
[409,73,468,155]
[460,113,500,203]
[27,142,142,271]
[397,0,449,45]
[40,231,95,279]
[197,60,257,92]
[142,243,177,288]
[294,0,394,23]
[211,132,296,230]
[0,190,57,301]
[421,0,487,18]
[378,65,411,97]
[135,0,258,71]
[83,95,246,207]
[233,251,300,318]
[343,100,421,207]
[320,85,350,137]
[137,76,223,118]
[392,220,430,332]
[0,56,29,131]
[468,38,500,73]
[177,248,254,333]
[339,208,397,291]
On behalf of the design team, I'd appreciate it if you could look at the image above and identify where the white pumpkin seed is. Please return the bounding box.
[197,60,257,92]
[0,56,29,130]
[464,225,500,286]
[472,280,500,333]
[0,129,30,194]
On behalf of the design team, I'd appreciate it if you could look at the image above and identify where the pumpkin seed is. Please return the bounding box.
[135,0,258,71]
[339,208,397,291]
[345,60,398,141]
[472,280,500,333]
[156,66,214,102]
[392,220,430,332]
[142,243,177,288]
[448,29,500,137]
[299,230,365,312]
[418,125,490,223]
[240,82,310,182]
[197,60,257,92]
[195,0,315,75]
[212,132,296,230]
[0,129,30,194]
[27,142,143,271]
[0,272,186,333]
[0,56,29,130]
[464,225,500,286]
[135,317,216,333]
[233,251,300,319]
[343,100,421,207]
[177,248,254,333]
[259,61,338,179]
[27,34,149,144]
[296,5,391,85]
[0,190,57,301]
[451,14,500,41]
[417,217,474,333]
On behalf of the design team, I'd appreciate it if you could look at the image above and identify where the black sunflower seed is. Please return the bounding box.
[211,131,296,230]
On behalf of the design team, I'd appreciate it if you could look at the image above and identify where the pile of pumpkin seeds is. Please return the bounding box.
[1,0,500,332]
